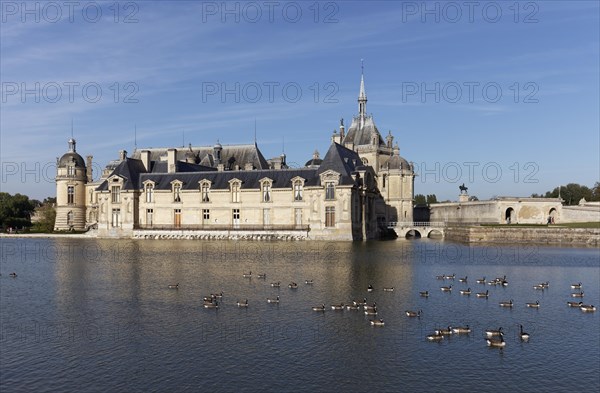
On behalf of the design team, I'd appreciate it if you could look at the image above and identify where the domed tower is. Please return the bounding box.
[55,138,87,230]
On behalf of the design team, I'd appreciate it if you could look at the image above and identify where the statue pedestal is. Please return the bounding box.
[459,194,469,202]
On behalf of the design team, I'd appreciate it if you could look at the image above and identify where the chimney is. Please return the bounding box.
[86,155,93,182]
[244,162,253,170]
[217,163,224,171]
[274,161,282,170]
[141,150,151,172]
[167,148,177,173]
[119,150,127,161]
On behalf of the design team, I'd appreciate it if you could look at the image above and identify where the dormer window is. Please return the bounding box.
[111,185,121,203]
[325,182,335,200]
[200,181,210,203]
[173,183,182,202]
[262,182,271,202]
[230,180,241,203]
[145,183,154,203]
[294,181,303,201]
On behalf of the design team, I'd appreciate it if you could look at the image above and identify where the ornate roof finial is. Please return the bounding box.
[358,59,367,124]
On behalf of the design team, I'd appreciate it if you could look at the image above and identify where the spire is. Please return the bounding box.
[358,59,367,126]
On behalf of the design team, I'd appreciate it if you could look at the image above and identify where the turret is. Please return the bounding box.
[55,138,87,231]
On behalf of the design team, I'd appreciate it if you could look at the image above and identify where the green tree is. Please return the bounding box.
[414,194,426,205]
[0,192,35,229]
[31,204,56,233]
[545,183,593,205]
[591,182,600,201]
[426,194,438,204]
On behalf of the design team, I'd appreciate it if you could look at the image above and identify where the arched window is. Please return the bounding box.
[294,180,303,201]
[173,183,181,202]
[145,183,154,203]
[325,183,335,200]
[201,182,210,202]
[262,182,271,202]
[231,181,241,203]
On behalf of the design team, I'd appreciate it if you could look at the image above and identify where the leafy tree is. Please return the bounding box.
[414,194,426,205]
[0,192,35,229]
[544,183,593,205]
[426,194,438,204]
[31,204,56,233]
[591,182,600,202]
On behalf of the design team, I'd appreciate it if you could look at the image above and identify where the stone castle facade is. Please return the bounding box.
[54,72,415,240]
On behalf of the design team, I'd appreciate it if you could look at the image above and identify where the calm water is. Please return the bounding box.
[1,238,599,392]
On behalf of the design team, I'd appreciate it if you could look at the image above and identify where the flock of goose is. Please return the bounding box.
[418,274,596,347]
[167,270,597,345]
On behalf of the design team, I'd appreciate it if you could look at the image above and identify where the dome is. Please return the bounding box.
[386,155,411,170]
[304,157,323,167]
[214,141,222,149]
[58,151,85,168]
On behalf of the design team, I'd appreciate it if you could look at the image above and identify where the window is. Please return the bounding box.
[174,209,181,227]
[294,181,303,201]
[111,186,121,203]
[325,183,335,200]
[202,209,210,224]
[173,183,181,202]
[67,186,74,204]
[145,183,154,203]
[231,182,240,203]
[232,209,240,228]
[111,208,120,227]
[201,183,210,202]
[67,211,73,226]
[146,209,153,226]
[325,206,335,227]
[262,182,271,202]
[67,166,75,176]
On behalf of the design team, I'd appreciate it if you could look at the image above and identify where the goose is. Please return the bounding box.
[364,302,377,311]
[257,273,267,279]
[203,295,216,302]
[203,301,219,309]
[288,282,298,289]
[495,275,507,283]
[567,301,583,307]
[520,325,529,341]
[499,300,513,307]
[541,282,549,288]
[346,304,359,310]
[440,285,452,292]
[270,282,281,288]
[211,292,223,299]
[459,288,471,296]
[370,319,385,326]
[168,283,179,289]
[435,326,453,336]
[501,280,509,287]
[571,292,584,298]
[353,298,367,306]
[243,271,252,278]
[312,304,326,312]
[405,310,422,318]
[436,275,445,280]
[533,284,545,290]
[526,300,540,308]
[364,308,378,315]
[452,326,471,334]
[487,333,506,348]
[459,276,468,283]
[445,274,456,280]
[9,272,17,277]
[427,332,444,341]
[476,290,489,298]
[488,280,498,286]
[367,284,374,292]
[419,291,429,297]
[237,299,249,307]
[571,282,582,289]
[383,287,394,292]
[305,280,314,285]
[267,296,280,303]
[476,277,486,284]
[580,305,596,312]
[331,303,344,310]
[485,327,503,337]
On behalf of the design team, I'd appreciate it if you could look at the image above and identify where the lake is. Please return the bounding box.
[1,238,599,392]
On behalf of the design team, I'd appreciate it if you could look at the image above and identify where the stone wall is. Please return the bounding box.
[561,205,600,223]
[445,226,599,246]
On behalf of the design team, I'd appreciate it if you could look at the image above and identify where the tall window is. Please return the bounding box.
[232,209,240,228]
[294,181,303,201]
[67,211,73,226]
[262,182,271,202]
[67,166,75,176]
[231,182,240,203]
[111,208,120,227]
[173,184,181,202]
[325,206,335,227]
[202,209,210,224]
[111,186,121,203]
[174,209,181,227]
[146,209,153,226]
[201,183,210,202]
[325,183,335,200]
[145,183,154,203]
[67,186,74,204]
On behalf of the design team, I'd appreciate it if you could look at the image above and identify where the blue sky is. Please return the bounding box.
[1,0,598,201]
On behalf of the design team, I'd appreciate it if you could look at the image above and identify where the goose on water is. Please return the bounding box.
[346,304,359,310]
[367,284,374,292]
[445,274,456,280]
[288,282,298,289]
[533,284,545,290]
[237,299,249,307]
[370,319,385,326]
[353,298,367,306]
[476,277,486,284]
[567,301,583,307]
[427,333,444,341]
[364,303,377,311]
[168,283,179,289]
[312,304,326,312]
[459,276,468,283]
[435,326,453,336]
[487,333,505,348]
[383,287,394,292]
[331,303,344,310]
[440,285,452,292]
[435,275,445,280]
[257,273,267,279]
[499,300,513,307]
[364,308,378,315]
[571,282,582,289]
[243,271,252,278]
[203,302,219,309]
[580,305,596,312]
[419,291,429,297]
[526,300,540,308]
[485,327,503,337]
[271,282,281,287]
[405,310,422,318]
[476,290,489,298]
[459,288,471,295]
[571,292,584,298]
[520,325,529,341]
[305,280,314,285]
[452,326,471,334]
[267,296,280,303]
[9,272,17,277]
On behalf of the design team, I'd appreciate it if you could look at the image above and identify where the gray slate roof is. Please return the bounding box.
[343,115,385,146]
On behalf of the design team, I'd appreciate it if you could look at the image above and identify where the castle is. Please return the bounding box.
[54,71,415,240]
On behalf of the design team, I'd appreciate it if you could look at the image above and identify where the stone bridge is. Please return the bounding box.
[387,222,446,239]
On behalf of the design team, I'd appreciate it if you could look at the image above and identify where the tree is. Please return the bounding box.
[545,183,593,205]
[414,194,426,205]
[591,182,600,202]
[0,192,36,229]
[31,204,56,233]
[426,194,438,204]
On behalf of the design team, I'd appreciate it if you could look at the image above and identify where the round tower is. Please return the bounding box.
[55,138,87,231]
